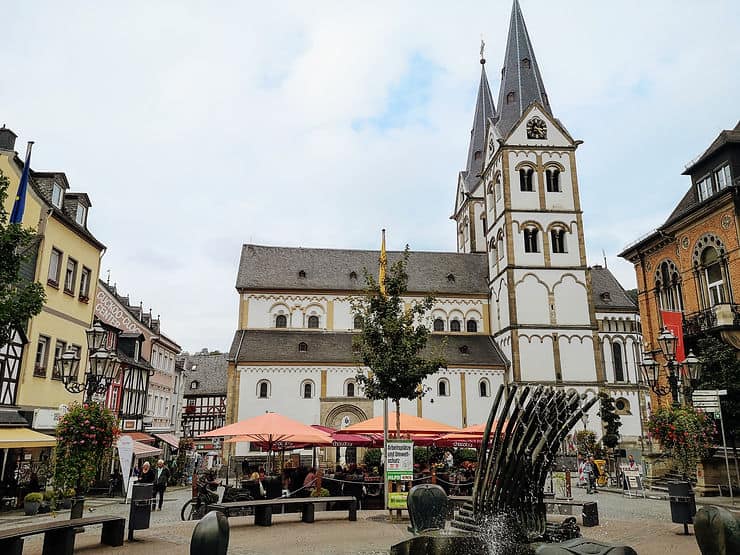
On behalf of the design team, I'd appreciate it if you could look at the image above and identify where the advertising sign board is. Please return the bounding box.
[386,440,413,481]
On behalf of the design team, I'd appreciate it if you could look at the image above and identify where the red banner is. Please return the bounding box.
[660,311,685,363]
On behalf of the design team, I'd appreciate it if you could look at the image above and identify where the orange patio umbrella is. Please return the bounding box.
[343,413,460,435]
[200,412,332,449]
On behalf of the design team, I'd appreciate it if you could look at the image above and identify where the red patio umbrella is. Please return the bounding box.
[310,425,375,447]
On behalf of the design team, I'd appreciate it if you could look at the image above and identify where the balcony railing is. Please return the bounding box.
[683,303,740,336]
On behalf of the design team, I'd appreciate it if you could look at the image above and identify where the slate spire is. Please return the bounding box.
[463,46,496,190]
[495,0,551,136]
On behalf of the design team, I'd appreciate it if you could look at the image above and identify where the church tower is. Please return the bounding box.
[475,0,603,386]
[452,47,496,254]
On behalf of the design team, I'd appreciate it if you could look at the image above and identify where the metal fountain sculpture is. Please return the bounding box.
[392,384,636,554]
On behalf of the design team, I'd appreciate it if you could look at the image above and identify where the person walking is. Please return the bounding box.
[152,459,171,510]
[584,456,596,494]
[138,461,155,483]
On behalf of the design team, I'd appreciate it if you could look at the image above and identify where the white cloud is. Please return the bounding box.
[3,0,739,350]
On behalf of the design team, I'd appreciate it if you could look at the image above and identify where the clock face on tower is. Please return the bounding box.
[526,117,547,139]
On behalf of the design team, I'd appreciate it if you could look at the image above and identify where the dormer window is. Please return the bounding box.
[349,271,358,280]
[298,270,306,278]
[506,91,516,105]
[715,164,732,191]
[458,345,469,354]
[697,176,713,201]
[521,58,531,69]
[75,204,87,226]
[447,273,455,283]
[190,380,199,390]
[51,183,63,208]
[474,150,482,161]
[298,342,308,352]
[600,292,612,303]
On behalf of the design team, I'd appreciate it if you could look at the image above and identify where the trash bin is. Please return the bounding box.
[581,501,599,527]
[667,481,696,535]
[129,483,153,540]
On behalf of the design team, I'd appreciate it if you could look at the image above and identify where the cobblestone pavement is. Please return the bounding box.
[3,485,737,554]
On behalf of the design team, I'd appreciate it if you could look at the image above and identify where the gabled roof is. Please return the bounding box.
[236,244,489,295]
[589,266,636,311]
[682,121,740,175]
[495,0,552,137]
[463,60,496,192]
[229,329,507,368]
[180,352,228,396]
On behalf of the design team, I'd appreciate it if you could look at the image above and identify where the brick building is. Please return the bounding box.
[620,122,740,407]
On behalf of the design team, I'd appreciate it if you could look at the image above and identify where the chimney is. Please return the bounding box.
[0,125,18,151]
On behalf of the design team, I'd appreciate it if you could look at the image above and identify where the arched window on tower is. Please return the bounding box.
[437,378,450,397]
[302,381,314,399]
[519,168,534,192]
[612,343,625,382]
[466,319,478,332]
[257,380,270,399]
[546,168,561,192]
[307,315,320,329]
[346,382,355,397]
[450,320,461,332]
[506,91,515,104]
[497,231,505,260]
[433,318,445,332]
[551,228,567,254]
[275,314,288,328]
[524,228,539,253]
[479,379,490,397]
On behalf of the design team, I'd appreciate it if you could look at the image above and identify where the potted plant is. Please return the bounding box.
[52,402,119,518]
[58,488,75,509]
[23,492,43,515]
[310,487,330,511]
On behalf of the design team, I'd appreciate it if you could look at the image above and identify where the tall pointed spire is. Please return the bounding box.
[495,0,551,137]
[463,41,496,190]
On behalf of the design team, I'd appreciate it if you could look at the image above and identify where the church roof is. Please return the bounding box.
[589,266,636,311]
[495,0,552,137]
[236,244,489,295]
[463,61,496,192]
[228,329,507,368]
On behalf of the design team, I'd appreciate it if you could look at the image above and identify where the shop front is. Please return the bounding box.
[0,427,56,509]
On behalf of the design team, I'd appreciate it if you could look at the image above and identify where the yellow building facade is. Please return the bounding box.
[0,128,105,413]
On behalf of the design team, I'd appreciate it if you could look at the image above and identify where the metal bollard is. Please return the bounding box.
[190,511,229,555]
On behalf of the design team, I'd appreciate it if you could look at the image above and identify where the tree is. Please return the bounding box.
[575,430,597,457]
[0,170,46,349]
[598,392,622,449]
[695,336,739,438]
[353,248,446,437]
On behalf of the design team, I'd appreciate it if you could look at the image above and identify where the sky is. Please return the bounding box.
[2,1,739,352]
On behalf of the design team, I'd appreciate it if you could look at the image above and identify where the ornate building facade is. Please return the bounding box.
[225,0,647,456]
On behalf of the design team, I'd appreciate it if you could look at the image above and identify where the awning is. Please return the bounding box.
[132,441,162,458]
[123,432,155,444]
[0,428,57,449]
[154,433,179,449]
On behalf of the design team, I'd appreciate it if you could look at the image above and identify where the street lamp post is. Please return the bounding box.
[640,327,702,407]
[55,321,121,404]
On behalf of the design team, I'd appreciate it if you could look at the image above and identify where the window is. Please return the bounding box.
[64,257,77,294]
[546,168,561,192]
[466,319,478,332]
[656,260,683,311]
[612,343,625,382]
[34,336,50,377]
[51,340,67,380]
[702,247,726,305]
[275,314,287,328]
[302,381,313,399]
[551,229,567,253]
[48,248,62,285]
[51,183,63,208]
[298,270,306,278]
[497,232,504,260]
[524,228,539,253]
[506,91,515,104]
[697,175,713,201]
[258,381,270,399]
[450,320,461,332]
[447,273,456,283]
[519,168,534,192]
[715,164,732,191]
[521,58,531,69]
[433,318,445,332]
[298,342,308,352]
[79,267,91,300]
[346,382,355,397]
[474,150,482,161]
[307,315,319,329]
[353,315,363,329]
[479,379,490,397]
[349,271,358,280]
[614,398,631,415]
[437,379,449,397]
[458,345,469,354]
[75,204,87,226]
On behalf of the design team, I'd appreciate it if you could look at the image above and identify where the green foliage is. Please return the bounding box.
[172,437,193,485]
[53,402,119,494]
[310,487,330,497]
[363,448,382,469]
[598,392,622,449]
[575,430,597,457]
[43,491,55,502]
[24,492,43,503]
[413,447,429,465]
[352,248,446,435]
[453,448,478,464]
[648,405,716,477]
[695,336,740,437]
[0,171,46,350]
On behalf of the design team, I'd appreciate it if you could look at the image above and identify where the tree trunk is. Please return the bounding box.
[395,400,401,439]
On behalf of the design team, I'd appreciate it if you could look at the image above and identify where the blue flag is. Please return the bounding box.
[9,142,34,224]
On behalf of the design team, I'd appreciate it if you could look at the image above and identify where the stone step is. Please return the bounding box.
[450,520,481,533]
[455,515,478,525]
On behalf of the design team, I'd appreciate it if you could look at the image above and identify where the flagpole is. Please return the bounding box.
[379,229,389,511]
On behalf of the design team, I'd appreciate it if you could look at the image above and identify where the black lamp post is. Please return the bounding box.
[681,350,702,405]
[55,321,121,403]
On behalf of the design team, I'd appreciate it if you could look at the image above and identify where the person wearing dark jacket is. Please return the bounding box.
[138,461,155,483]
[152,459,171,510]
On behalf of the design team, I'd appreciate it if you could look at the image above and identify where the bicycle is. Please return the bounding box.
[180,483,253,521]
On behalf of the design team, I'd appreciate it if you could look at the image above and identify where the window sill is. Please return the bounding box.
[51,376,62,381]
[78,295,89,304]
[63,289,75,297]
[33,370,47,378]
[47,280,59,289]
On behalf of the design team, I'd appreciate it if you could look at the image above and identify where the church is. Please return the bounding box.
[225,0,648,463]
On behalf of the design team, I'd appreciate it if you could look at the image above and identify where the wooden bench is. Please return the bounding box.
[0,515,125,555]
[208,496,357,527]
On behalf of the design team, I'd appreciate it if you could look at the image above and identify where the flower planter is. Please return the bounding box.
[70,496,85,519]
[24,501,40,516]
[60,498,73,509]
